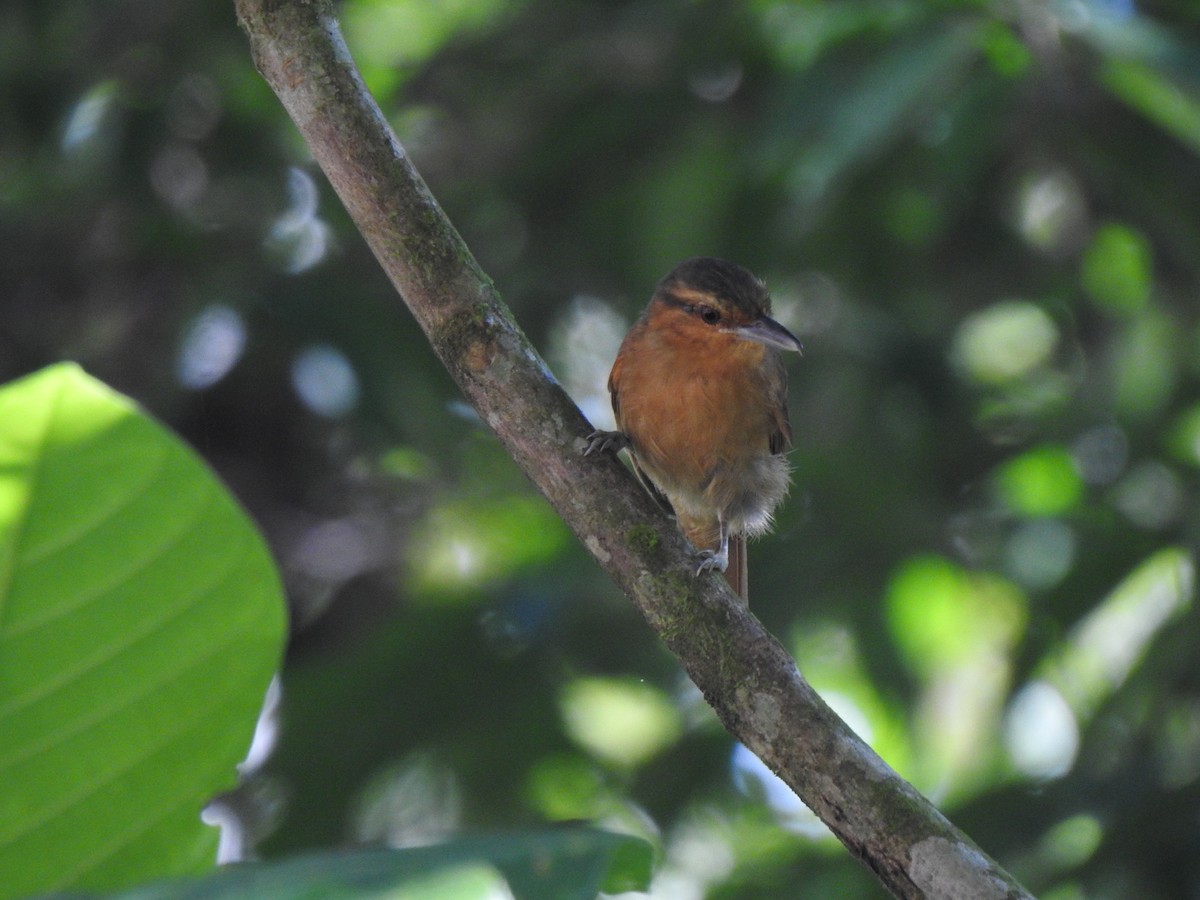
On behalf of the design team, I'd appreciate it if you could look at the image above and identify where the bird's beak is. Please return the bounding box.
[735,316,804,354]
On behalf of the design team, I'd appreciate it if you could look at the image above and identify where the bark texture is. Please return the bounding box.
[234,2,1034,897]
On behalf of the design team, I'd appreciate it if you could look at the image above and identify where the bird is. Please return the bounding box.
[586,256,802,605]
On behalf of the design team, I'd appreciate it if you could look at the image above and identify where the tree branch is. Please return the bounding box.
[233,2,1033,897]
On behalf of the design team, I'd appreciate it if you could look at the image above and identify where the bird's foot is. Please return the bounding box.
[584,429,630,456]
[696,548,729,576]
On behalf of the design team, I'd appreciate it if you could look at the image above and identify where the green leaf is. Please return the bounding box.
[886,554,1026,678]
[1080,222,1153,316]
[103,828,654,899]
[1102,58,1200,154]
[950,300,1059,385]
[559,677,683,768]
[995,445,1083,517]
[0,364,286,898]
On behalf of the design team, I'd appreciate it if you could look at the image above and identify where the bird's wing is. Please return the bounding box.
[766,352,793,454]
[609,350,674,514]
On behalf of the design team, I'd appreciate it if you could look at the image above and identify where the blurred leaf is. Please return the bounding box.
[1102,58,1200,154]
[1113,310,1176,419]
[105,828,653,899]
[1039,814,1103,871]
[343,0,515,97]
[885,554,1026,677]
[1041,547,1193,720]
[1165,402,1200,467]
[995,445,1083,517]
[630,124,737,277]
[951,300,1059,385]
[882,186,942,245]
[776,21,982,212]
[979,20,1032,77]
[409,492,571,597]
[524,753,609,821]
[755,0,920,70]
[885,555,1026,791]
[0,364,285,898]
[1080,222,1153,316]
[560,677,683,768]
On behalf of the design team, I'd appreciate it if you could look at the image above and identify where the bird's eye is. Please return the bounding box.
[698,305,721,325]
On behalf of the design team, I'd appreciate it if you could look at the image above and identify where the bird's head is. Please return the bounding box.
[651,257,803,354]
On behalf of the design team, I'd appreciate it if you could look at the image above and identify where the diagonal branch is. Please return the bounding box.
[234,2,1033,897]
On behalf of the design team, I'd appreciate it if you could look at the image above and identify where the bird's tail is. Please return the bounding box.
[725,534,749,607]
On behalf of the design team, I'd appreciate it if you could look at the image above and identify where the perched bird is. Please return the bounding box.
[586,257,802,605]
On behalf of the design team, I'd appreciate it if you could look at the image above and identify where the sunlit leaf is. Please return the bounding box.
[560,677,682,768]
[409,493,571,597]
[1081,222,1153,316]
[1040,547,1193,721]
[1008,549,1194,780]
[0,364,286,898]
[343,0,515,97]
[995,445,1083,517]
[885,555,1026,793]
[886,555,1025,676]
[1103,59,1200,154]
[951,300,1059,385]
[1039,814,1103,871]
[524,753,609,821]
[979,20,1032,77]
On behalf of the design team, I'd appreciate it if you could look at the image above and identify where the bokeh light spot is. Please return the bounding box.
[1013,168,1087,253]
[731,743,823,836]
[887,554,1026,677]
[1041,814,1103,870]
[995,445,1083,517]
[1005,519,1076,589]
[150,143,208,210]
[409,494,570,596]
[61,80,118,156]
[1081,222,1153,315]
[265,167,333,273]
[951,301,1059,385]
[1113,461,1182,530]
[560,677,682,768]
[1005,680,1079,779]
[548,296,628,431]
[177,304,246,390]
[351,753,461,847]
[524,753,607,821]
[1071,425,1128,485]
[291,344,360,417]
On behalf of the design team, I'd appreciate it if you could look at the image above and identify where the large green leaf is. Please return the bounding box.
[0,364,286,898]
[106,827,654,899]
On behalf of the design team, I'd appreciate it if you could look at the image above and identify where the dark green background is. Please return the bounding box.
[5,1,1200,897]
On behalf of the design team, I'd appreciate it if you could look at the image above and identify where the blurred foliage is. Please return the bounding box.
[0,365,285,898]
[103,828,652,899]
[4,0,1200,897]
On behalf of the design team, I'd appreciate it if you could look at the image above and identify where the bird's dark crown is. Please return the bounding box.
[654,257,771,322]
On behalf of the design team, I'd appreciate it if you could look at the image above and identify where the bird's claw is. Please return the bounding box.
[695,549,729,576]
[584,429,629,456]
